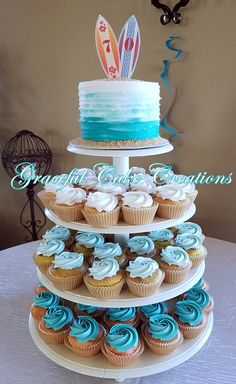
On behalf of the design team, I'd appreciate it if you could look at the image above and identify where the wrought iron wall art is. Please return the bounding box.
[2,130,52,241]
[151,0,190,25]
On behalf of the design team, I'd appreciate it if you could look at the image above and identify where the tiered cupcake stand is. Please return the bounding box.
[29,138,213,382]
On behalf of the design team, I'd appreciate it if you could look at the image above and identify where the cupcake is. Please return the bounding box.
[33,239,65,274]
[31,291,60,321]
[177,183,198,207]
[130,174,157,196]
[101,324,144,366]
[173,300,206,339]
[64,316,106,356]
[96,182,127,200]
[38,305,73,344]
[157,246,192,284]
[89,242,127,267]
[141,314,183,355]
[83,258,125,300]
[37,182,71,211]
[130,166,146,175]
[34,282,49,294]
[42,225,74,249]
[155,185,190,218]
[122,191,158,225]
[74,304,106,320]
[148,229,174,250]
[103,307,139,329]
[51,186,86,222]
[79,174,98,193]
[126,257,164,297]
[175,233,206,268]
[72,168,96,188]
[184,288,214,315]
[46,251,88,290]
[82,192,120,227]
[176,221,204,239]
[137,302,168,323]
[124,236,156,261]
[193,276,209,290]
[73,232,105,259]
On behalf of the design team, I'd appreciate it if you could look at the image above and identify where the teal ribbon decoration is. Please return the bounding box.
[160,36,183,137]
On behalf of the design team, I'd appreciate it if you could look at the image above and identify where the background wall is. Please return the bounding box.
[0,0,235,249]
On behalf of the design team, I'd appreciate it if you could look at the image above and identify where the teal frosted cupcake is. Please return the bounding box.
[42,225,74,249]
[125,236,156,261]
[89,242,127,267]
[103,307,139,329]
[65,316,106,357]
[73,232,105,259]
[137,302,168,322]
[184,288,214,315]
[173,300,206,339]
[74,304,106,320]
[177,222,205,240]
[38,305,74,344]
[33,239,65,274]
[175,233,206,267]
[157,246,192,284]
[148,229,174,250]
[141,314,183,355]
[193,276,209,290]
[31,292,60,321]
[102,324,144,366]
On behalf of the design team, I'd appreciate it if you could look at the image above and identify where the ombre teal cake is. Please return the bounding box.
[78,79,161,147]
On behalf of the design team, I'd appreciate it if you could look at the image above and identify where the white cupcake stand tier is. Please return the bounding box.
[30,139,213,382]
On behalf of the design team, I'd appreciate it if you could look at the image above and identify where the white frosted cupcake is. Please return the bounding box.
[96,182,127,198]
[72,168,96,187]
[37,182,73,211]
[130,174,157,196]
[155,185,190,218]
[126,257,165,297]
[82,192,120,227]
[170,176,198,208]
[175,233,206,268]
[51,186,86,222]
[79,174,98,193]
[122,191,158,225]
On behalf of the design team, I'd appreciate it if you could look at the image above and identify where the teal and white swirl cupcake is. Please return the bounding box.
[73,232,105,259]
[175,233,206,268]
[74,303,106,320]
[65,316,106,357]
[126,257,164,297]
[157,245,192,284]
[102,324,144,367]
[137,302,168,322]
[33,239,65,274]
[173,300,206,339]
[90,242,127,267]
[141,314,183,355]
[103,307,139,329]
[148,229,174,250]
[46,251,88,291]
[184,288,214,315]
[38,305,74,344]
[42,225,74,249]
[125,236,156,260]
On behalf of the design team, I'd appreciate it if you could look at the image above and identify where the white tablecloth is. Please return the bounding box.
[0,237,235,384]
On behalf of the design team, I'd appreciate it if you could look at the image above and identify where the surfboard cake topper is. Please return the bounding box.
[95,15,141,79]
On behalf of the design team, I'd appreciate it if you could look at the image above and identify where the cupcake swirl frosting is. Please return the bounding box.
[96,182,127,195]
[53,251,84,269]
[194,277,205,288]
[106,324,139,352]
[174,300,203,326]
[34,292,59,308]
[43,225,70,241]
[79,175,98,189]
[88,258,119,280]
[148,314,179,340]
[93,243,122,259]
[140,302,168,318]
[76,304,100,314]
[149,229,174,241]
[43,305,73,330]
[44,182,73,194]
[107,307,136,321]
[37,239,65,256]
[185,288,210,308]
[128,236,155,255]
[175,233,203,250]
[126,257,159,279]
[122,191,153,208]
[55,187,86,205]
[73,168,96,177]
[160,246,189,266]
[130,176,156,194]
[156,185,187,201]
[85,192,118,212]
[70,316,99,342]
[177,222,202,236]
[75,232,104,248]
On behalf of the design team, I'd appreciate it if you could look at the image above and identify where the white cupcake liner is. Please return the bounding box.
[155,198,190,219]
[101,340,144,367]
[51,201,84,222]
[82,206,120,227]
[126,271,165,297]
[121,204,158,225]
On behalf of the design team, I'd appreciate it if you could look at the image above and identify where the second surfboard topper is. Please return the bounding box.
[95,15,141,79]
